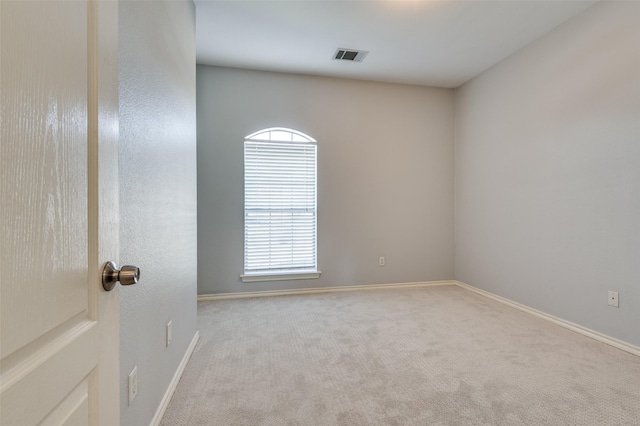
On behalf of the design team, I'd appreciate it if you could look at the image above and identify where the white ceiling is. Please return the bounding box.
[195,0,597,88]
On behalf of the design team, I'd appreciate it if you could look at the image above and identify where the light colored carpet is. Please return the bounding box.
[161,286,640,425]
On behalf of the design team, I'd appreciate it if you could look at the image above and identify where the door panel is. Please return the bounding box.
[0,0,89,360]
[0,1,119,425]
[1,327,97,424]
[39,379,90,426]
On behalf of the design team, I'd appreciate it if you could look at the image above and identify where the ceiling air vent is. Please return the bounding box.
[333,48,368,63]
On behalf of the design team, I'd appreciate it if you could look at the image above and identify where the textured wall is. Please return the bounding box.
[119,1,197,425]
[455,1,640,346]
[197,67,455,294]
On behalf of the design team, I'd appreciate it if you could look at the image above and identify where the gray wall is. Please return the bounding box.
[455,1,640,346]
[119,1,197,425]
[198,66,455,294]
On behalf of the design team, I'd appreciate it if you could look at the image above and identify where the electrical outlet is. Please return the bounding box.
[128,366,138,405]
[166,320,173,347]
[608,291,619,308]
[378,256,385,267]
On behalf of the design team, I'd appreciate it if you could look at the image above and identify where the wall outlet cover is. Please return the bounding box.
[128,366,138,405]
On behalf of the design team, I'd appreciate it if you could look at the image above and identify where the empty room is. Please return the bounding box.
[166,0,639,424]
[1,1,638,425]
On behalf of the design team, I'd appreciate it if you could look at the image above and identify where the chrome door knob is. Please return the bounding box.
[102,261,141,291]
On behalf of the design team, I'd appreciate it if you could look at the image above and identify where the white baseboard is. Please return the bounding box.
[455,281,640,357]
[150,331,200,426]
[198,280,456,301]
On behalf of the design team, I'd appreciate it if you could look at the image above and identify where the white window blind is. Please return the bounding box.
[244,128,317,276]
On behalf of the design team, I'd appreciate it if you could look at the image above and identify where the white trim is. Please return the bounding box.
[240,271,321,283]
[150,331,200,426]
[198,280,456,301]
[455,281,640,357]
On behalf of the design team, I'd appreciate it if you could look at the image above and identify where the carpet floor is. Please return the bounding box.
[160,285,640,425]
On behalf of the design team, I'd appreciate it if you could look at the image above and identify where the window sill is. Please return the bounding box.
[240,271,322,283]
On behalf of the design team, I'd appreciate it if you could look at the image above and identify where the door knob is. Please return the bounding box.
[102,261,141,291]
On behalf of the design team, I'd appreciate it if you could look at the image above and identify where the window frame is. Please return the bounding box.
[240,127,321,283]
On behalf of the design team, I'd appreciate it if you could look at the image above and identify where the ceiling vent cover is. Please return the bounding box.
[333,48,368,63]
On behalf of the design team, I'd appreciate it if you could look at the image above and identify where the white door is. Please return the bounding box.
[1,1,120,425]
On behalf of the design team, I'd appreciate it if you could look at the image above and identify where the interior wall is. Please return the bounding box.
[455,1,640,346]
[197,66,455,294]
[119,1,197,425]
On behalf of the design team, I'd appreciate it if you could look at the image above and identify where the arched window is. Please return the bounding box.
[241,128,320,281]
